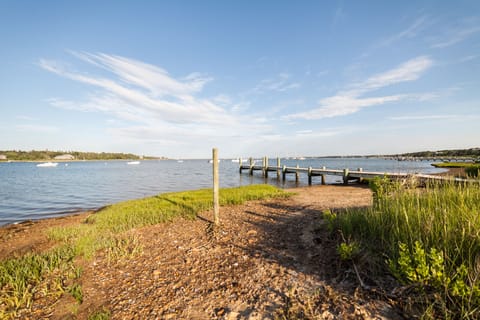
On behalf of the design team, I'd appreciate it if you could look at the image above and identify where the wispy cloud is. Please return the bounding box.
[39,52,273,148]
[378,15,429,47]
[285,56,433,120]
[39,54,225,124]
[431,20,480,48]
[252,73,301,93]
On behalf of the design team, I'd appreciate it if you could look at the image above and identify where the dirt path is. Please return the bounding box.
[1,185,405,319]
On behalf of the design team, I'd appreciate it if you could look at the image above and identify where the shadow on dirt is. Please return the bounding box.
[232,185,405,319]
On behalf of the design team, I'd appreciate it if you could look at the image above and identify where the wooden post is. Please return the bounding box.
[321,166,326,185]
[276,157,281,179]
[357,168,363,183]
[212,148,219,225]
[308,166,312,185]
[264,156,269,178]
[239,157,243,173]
[295,164,299,183]
[343,168,349,185]
[282,165,287,181]
[249,157,254,175]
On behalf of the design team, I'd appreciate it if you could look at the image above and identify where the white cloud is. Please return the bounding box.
[212,94,232,105]
[253,73,301,93]
[39,52,277,151]
[292,95,404,119]
[40,53,232,124]
[356,56,433,93]
[378,16,429,47]
[285,56,433,120]
[432,25,480,48]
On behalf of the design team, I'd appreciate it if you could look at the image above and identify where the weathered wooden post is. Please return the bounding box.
[321,166,326,185]
[343,168,349,185]
[308,166,312,185]
[249,157,254,175]
[295,164,299,183]
[357,168,363,183]
[264,156,269,178]
[239,157,243,173]
[212,148,220,225]
[276,157,281,179]
[282,165,287,181]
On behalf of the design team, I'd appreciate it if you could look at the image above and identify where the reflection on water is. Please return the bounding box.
[0,158,444,225]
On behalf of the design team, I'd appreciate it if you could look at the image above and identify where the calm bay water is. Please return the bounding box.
[0,158,445,226]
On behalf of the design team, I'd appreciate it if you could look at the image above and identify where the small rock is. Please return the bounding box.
[215,307,226,316]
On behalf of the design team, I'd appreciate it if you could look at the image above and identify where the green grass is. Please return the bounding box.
[0,246,76,316]
[431,162,476,168]
[465,165,480,177]
[88,308,111,320]
[332,177,480,319]
[0,184,289,317]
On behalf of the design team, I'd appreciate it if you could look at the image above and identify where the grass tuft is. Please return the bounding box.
[88,308,111,320]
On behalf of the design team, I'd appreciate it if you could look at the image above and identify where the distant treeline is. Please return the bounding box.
[0,150,163,161]
[398,147,480,158]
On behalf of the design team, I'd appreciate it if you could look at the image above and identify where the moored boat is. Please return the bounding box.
[36,162,58,167]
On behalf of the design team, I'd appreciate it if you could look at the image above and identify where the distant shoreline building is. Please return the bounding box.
[0,154,6,160]
[54,154,75,160]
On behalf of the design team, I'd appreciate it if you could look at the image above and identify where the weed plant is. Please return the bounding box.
[333,177,480,319]
[0,184,288,317]
[0,246,76,317]
[465,165,480,178]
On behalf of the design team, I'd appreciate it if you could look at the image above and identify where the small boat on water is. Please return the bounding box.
[127,161,140,165]
[231,159,248,163]
[36,162,58,167]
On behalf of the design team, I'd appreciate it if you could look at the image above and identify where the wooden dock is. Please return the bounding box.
[238,157,477,185]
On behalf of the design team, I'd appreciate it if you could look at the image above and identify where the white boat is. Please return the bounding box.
[177,160,184,163]
[127,161,140,165]
[36,162,58,167]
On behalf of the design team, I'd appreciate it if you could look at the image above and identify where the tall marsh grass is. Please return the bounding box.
[1,184,288,317]
[335,177,480,319]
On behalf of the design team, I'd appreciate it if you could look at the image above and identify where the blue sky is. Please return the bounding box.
[1,1,479,158]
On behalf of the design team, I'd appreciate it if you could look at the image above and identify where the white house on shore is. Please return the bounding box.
[0,154,6,160]
[54,154,75,160]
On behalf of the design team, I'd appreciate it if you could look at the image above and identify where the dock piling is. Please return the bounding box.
[357,168,363,183]
[343,168,349,185]
[277,157,281,178]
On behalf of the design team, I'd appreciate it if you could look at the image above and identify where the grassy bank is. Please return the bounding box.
[330,178,480,319]
[0,185,289,318]
[432,162,480,178]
